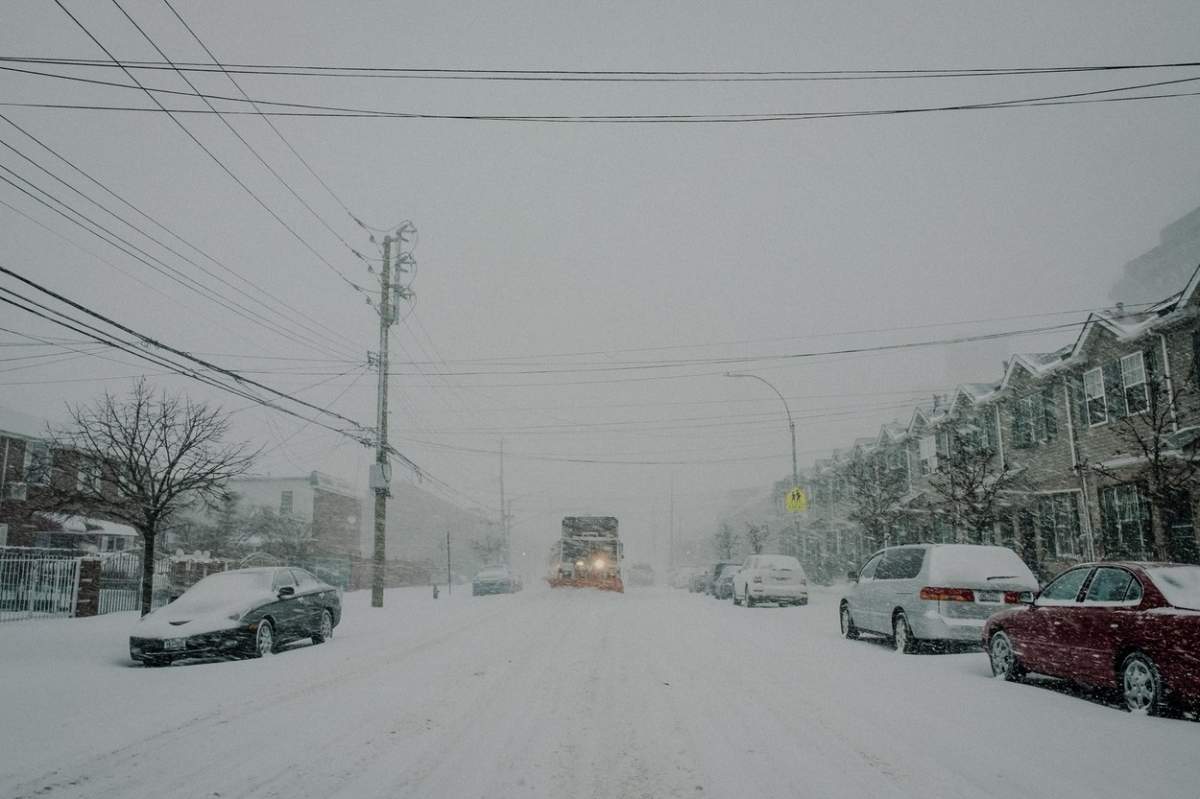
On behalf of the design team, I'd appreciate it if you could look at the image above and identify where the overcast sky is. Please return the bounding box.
[2,1,1199,568]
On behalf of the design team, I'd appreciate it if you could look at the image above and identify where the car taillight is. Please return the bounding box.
[919,586,975,602]
[1004,591,1033,604]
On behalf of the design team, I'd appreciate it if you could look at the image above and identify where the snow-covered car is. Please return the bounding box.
[984,562,1200,715]
[472,566,519,595]
[840,544,1037,653]
[627,562,656,587]
[732,555,807,607]
[704,561,740,595]
[129,567,341,666]
[712,563,741,599]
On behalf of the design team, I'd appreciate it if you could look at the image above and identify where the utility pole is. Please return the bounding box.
[446,529,452,595]
[498,438,507,564]
[370,234,393,608]
[369,223,415,608]
[668,474,675,573]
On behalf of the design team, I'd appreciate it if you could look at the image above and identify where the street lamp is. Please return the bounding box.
[724,372,798,489]
[725,372,802,557]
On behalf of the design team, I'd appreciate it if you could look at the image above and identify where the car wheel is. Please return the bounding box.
[254,619,275,658]
[840,603,860,640]
[1122,652,1166,715]
[893,611,917,654]
[988,631,1023,681]
[745,588,755,608]
[312,609,333,644]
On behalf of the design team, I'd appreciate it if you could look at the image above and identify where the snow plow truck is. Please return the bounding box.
[548,516,623,592]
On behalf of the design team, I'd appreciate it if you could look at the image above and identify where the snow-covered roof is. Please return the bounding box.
[34,514,139,537]
[954,382,1000,405]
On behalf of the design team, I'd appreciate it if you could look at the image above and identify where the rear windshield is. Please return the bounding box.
[1146,566,1200,610]
[756,555,802,571]
[927,546,1037,588]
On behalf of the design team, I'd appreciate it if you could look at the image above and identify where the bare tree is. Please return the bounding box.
[744,522,771,554]
[927,426,1017,544]
[842,451,908,551]
[712,522,740,560]
[470,534,507,565]
[45,380,256,615]
[1082,362,1200,562]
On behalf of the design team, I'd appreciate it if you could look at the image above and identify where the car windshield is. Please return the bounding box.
[4,5,1200,798]
[164,571,274,615]
[1146,566,1200,610]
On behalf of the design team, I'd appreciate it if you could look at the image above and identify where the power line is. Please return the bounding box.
[0,159,362,362]
[0,114,366,359]
[0,262,373,439]
[110,0,375,269]
[51,1,367,294]
[6,59,1200,122]
[158,0,380,237]
[5,54,1200,81]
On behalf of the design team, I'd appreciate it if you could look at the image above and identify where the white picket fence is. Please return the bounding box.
[0,549,81,623]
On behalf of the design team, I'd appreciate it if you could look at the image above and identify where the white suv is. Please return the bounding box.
[732,555,808,607]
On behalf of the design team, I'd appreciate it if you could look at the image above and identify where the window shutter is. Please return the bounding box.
[1011,401,1029,448]
[1068,375,1087,433]
[1143,344,1160,407]
[1104,359,1126,417]
[1042,386,1058,441]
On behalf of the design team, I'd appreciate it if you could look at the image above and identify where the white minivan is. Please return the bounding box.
[732,554,808,607]
[840,544,1038,652]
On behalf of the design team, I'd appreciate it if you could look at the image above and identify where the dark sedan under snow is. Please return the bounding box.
[129,566,341,666]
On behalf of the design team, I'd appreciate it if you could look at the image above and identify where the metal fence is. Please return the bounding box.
[98,552,171,614]
[0,547,81,623]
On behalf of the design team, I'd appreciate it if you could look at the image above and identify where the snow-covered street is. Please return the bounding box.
[3,584,1197,799]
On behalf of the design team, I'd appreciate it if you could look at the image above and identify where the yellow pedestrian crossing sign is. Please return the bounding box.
[786,486,808,513]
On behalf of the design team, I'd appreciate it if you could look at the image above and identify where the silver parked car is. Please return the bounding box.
[839,544,1038,653]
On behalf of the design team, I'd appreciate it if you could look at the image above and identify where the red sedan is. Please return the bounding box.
[983,562,1200,715]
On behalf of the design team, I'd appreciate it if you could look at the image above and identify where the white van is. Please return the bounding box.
[839,544,1038,652]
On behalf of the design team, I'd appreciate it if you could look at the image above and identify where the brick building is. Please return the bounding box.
[225,472,362,557]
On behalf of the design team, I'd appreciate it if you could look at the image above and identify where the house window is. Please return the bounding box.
[1012,389,1057,448]
[1037,493,1082,558]
[1120,352,1149,414]
[1101,484,1150,559]
[1083,367,1107,426]
[918,435,937,475]
[22,442,52,486]
[76,459,101,493]
[279,490,294,516]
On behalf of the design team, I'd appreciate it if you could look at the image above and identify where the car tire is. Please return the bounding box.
[840,603,860,640]
[253,619,276,658]
[988,630,1024,681]
[745,588,755,608]
[1122,652,1167,715]
[893,611,918,654]
[312,609,333,644]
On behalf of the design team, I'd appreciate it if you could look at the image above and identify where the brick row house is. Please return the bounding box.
[0,408,134,552]
[794,266,1200,581]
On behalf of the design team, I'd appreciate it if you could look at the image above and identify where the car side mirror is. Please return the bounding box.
[847,570,858,582]
[278,585,296,599]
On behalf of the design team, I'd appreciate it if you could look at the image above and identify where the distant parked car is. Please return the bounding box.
[129,567,341,666]
[984,562,1200,715]
[627,562,656,587]
[839,544,1037,653]
[705,561,741,595]
[472,566,519,596]
[713,563,741,599]
[732,555,807,606]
